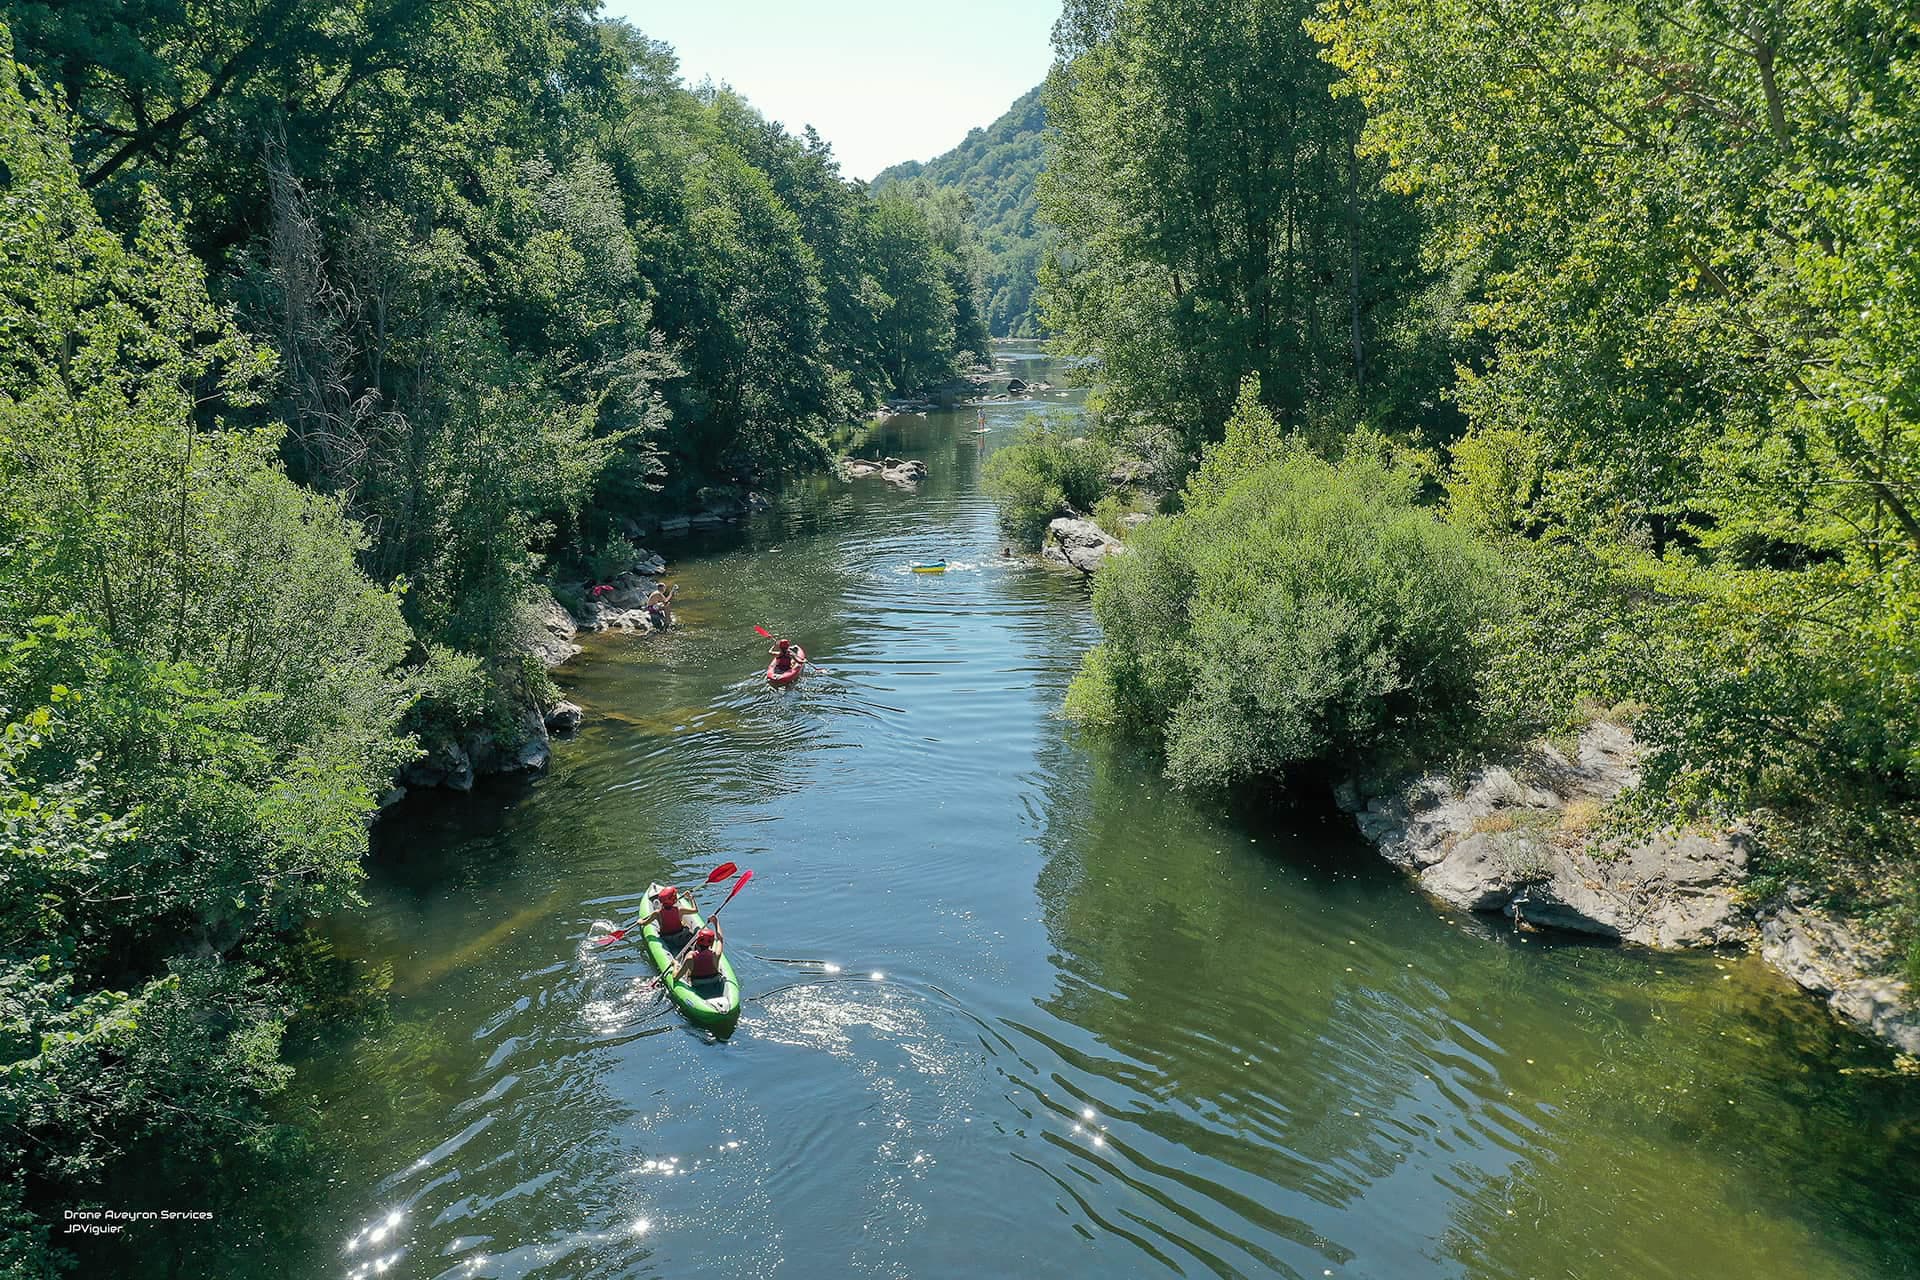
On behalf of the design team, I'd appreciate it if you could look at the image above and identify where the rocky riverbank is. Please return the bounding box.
[389,441,953,806]
[1042,516,1127,574]
[388,595,590,798]
[1338,722,1920,1055]
[388,541,682,801]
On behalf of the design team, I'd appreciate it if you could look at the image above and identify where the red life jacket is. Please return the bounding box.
[688,945,721,978]
[657,902,684,934]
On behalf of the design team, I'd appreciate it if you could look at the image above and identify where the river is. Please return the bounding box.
[142,344,1918,1279]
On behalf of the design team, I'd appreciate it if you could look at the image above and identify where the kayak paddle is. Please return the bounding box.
[596,861,737,946]
[714,868,752,915]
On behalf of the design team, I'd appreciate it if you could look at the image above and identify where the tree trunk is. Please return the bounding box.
[1347,120,1365,388]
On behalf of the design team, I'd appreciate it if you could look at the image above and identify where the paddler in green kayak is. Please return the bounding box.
[633,884,690,938]
[670,924,726,984]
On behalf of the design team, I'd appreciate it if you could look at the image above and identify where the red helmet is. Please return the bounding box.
[695,927,717,947]
[657,886,678,903]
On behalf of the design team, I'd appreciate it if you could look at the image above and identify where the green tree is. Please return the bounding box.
[983,418,1116,545]
[867,192,961,392]
[0,36,412,1270]
[1067,398,1506,790]
[1316,0,1920,929]
[1042,0,1428,464]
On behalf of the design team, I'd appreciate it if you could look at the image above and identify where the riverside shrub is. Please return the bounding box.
[1066,440,1507,789]
[982,418,1113,544]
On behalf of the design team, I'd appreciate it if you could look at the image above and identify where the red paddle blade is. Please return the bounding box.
[707,861,738,883]
[753,625,772,637]
[596,928,627,945]
[721,869,752,907]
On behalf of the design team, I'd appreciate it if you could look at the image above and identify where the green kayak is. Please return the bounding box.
[642,882,741,1034]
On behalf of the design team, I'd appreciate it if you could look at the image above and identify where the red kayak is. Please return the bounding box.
[766,645,806,686]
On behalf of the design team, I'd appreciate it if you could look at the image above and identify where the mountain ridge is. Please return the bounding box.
[875,86,1050,338]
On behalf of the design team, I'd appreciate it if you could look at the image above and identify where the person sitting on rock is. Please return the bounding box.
[674,925,724,983]
[769,638,798,675]
[645,583,676,630]
[637,885,688,937]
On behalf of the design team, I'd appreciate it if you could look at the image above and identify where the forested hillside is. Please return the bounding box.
[877,86,1051,337]
[0,4,983,1269]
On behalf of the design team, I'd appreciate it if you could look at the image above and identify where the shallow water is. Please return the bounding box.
[103,346,1920,1279]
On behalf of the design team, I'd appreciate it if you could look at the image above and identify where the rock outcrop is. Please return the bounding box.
[544,701,584,735]
[1759,905,1920,1054]
[1346,721,1920,1054]
[528,591,582,668]
[580,604,659,634]
[462,706,551,778]
[400,695,561,797]
[489,719,552,775]
[575,554,672,634]
[401,739,476,793]
[673,489,750,529]
[1042,517,1124,574]
[882,459,927,486]
[1348,724,1747,947]
[613,491,769,539]
[397,592,586,799]
[841,456,928,486]
[510,710,549,771]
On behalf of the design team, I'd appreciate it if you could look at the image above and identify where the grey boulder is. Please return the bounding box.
[1042,517,1124,574]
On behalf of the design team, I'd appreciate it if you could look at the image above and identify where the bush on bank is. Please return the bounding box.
[1067,386,1507,790]
[981,417,1114,544]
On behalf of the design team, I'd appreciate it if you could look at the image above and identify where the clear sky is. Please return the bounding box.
[602,1,1061,180]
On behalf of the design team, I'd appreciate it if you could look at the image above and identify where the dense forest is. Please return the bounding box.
[0,3,987,1269]
[1023,0,1920,989]
[876,87,1052,338]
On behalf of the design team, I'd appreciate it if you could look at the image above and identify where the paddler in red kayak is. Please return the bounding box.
[768,637,800,677]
